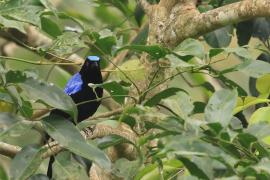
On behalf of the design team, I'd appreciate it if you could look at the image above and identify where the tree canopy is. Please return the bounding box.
[0,0,270,179]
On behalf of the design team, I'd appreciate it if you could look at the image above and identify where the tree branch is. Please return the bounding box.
[0,142,21,158]
[163,0,270,47]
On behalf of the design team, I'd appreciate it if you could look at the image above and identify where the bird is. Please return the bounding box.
[46,55,103,179]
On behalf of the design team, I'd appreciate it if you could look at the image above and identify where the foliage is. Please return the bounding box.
[0,0,270,179]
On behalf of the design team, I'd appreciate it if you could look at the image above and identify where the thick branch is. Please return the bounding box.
[163,0,270,47]
[0,142,21,158]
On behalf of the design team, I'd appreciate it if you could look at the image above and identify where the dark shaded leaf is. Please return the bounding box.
[43,114,111,170]
[209,48,224,58]
[218,141,242,159]
[236,133,257,149]
[193,101,206,114]
[218,75,248,96]
[5,70,26,84]
[236,20,254,46]
[176,156,210,180]
[10,145,45,180]
[53,152,88,180]
[19,98,33,118]
[252,18,270,42]
[87,29,117,55]
[97,81,128,104]
[204,25,233,48]
[134,3,145,26]
[41,16,62,38]
[20,78,77,120]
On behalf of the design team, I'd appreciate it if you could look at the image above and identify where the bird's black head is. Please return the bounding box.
[80,56,102,84]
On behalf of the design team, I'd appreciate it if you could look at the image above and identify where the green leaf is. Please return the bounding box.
[163,92,194,118]
[249,107,270,145]
[48,32,87,56]
[236,133,257,149]
[204,25,233,48]
[5,70,27,84]
[209,48,224,58]
[176,156,210,180]
[98,134,133,149]
[113,158,141,179]
[0,113,33,141]
[135,159,183,180]
[234,96,270,114]
[0,5,44,27]
[144,88,187,107]
[256,74,270,97]
[218,75,248,96]
[174,38,205,59]
[41,16,62,38]
[250,107,270,123]
[43,114,111,170]
[240,60,270,78]
[205,89,237,127]
[116,59,146,82]
[193,101,206,114]
[20,98,33,118]
[225,47,253,61]
[97,81,128,104]
[246,123,270,143]
[40,0,57,12]
[88,29,117,55]
[218,141,242,159]
[53,152,88,180]
[117,45,168,59]
[166,54,195,69]
[20,78,77,120]
[10,145,45,180]
[0,164,8,180]
[0,15,27,33]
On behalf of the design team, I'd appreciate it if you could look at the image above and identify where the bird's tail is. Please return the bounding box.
[44,132,54,179]
[47,156,55,179]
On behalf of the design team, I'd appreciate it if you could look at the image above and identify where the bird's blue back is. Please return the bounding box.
[64,73,83,95]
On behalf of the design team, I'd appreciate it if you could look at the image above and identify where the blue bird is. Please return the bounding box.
[47,56,103,178]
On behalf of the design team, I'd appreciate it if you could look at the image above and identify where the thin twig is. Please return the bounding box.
[0,55,81,65]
